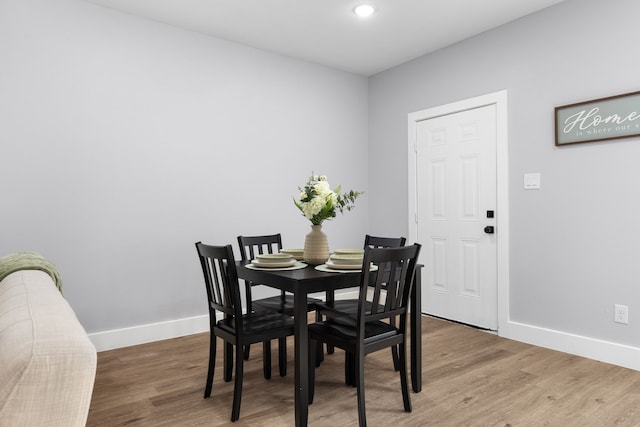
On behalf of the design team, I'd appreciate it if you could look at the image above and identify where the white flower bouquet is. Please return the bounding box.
[293,174,362,225]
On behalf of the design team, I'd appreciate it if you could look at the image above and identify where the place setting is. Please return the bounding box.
[314,249,378,273]
[245,252,307,271]
[279,248,304,260]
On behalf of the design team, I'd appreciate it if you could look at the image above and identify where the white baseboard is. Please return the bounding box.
[91,294,640,372]
[88,315,209,352]
[501,320,640,371]
[88,290,360,352]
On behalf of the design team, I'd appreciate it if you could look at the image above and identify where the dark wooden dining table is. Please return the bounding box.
[236,261,423,427]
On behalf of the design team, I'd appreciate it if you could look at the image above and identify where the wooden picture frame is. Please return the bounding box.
[555,91,640,146]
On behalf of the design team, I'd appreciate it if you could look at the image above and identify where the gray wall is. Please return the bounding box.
[369,0,640,347]
[4,0,640,359]
[0,0,369,334]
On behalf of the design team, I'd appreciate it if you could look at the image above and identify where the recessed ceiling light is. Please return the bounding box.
[353,4,375,18]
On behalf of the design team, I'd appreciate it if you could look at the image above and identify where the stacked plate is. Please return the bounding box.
[251,253,297,268]
[334,249,365,256]
[280,248,304,260]
[325,249,365,270]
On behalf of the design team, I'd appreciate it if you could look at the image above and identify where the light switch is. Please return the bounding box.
[523,173,541,190]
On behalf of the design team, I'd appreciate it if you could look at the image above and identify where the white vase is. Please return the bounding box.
[303,224,330,265]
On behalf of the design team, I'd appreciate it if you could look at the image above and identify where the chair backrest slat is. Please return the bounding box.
[237,234,286,305]
[196,242,243,323]
[363,235,407,293]
[364,235,406,250]
[237,234,282,261]
[358,245,421,335]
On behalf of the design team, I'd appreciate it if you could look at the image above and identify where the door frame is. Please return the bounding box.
[408,90,509,333]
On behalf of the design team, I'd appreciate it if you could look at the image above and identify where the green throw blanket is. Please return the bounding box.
[0,251,63,294]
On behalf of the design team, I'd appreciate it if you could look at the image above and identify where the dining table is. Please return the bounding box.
[236,260,423,427]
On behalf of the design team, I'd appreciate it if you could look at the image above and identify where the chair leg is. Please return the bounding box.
[231,344,244,422]
[244,345,251,360]
[345,352,356,386]
[263,340,272,380]
[315,311,324,363]
[278,337,287,377]
[344,352,352,386]
[356,352,367,427]
[315,338,323,367]
[390,318,399,371]
[204,332,216,398]
[399,341,412,412]
[224,342,233,382]
[391,345,400,371]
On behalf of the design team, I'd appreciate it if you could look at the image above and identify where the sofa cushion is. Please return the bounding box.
[0,270,96,426]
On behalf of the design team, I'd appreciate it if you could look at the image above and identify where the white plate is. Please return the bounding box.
[256,253,294,261]
[250,258,297,268]
[280,249,304,260]
[281,248,304,254]
[329,254,363,265]
[246,261,308,271]
[326,260,362,270]
[315,263,378,273]
[334,248,365,255]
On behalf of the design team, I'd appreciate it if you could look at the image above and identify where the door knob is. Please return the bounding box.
[484,226,495,234]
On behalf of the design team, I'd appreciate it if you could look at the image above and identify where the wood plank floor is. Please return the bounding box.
[87,316,640,426]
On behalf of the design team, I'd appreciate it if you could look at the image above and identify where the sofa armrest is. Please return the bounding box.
[0,270,97,427]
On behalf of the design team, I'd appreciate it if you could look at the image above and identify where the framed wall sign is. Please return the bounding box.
[555,91,640,146]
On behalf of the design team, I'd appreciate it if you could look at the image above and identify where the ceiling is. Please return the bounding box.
[84,0,566,76]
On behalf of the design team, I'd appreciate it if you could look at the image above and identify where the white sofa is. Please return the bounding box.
[0,269,97,426]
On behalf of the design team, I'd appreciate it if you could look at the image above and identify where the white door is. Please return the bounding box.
[415,104,498,330]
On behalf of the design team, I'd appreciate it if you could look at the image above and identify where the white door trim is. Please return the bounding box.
[408,89,510,333]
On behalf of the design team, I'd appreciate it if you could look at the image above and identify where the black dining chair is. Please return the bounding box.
[308,244,422,427]
[316,235,406,317]
[315,235,406,376]
[195,242,294,422]
[237,234,323,367]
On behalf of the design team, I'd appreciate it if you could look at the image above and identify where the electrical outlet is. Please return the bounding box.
[614,304,629,324]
